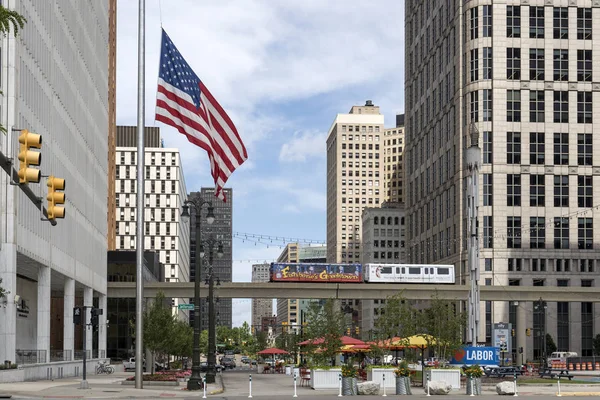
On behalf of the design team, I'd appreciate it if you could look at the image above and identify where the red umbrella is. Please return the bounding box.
[298,335,366,346]
[257,347,290,355]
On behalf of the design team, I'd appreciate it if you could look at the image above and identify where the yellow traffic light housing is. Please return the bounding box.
[47,176,65,220]
[17,129,42,183]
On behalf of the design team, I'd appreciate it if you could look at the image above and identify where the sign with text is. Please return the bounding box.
[178,304,194,310]
[270,263,362,283]
[493,322,512,354]
[450,346,500,365]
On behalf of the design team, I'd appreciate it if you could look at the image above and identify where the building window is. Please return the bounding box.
[530,217,546,248]
[483,47,492,79]
[507,217,521,248]
[553,133,569,165]
[554,217,569,249]
[530,132,545,165]
[530,174,545,207]
[507,48,521,80]
[578,218,593,250]
[470,91,479,122]
[581,302,593,356]
[529,6,545,38]
[507,6,521,38]
[577,50,592,82]
[554,175,569,207]
[557,302,569,352]
[470,7,478,40]
[470,49,479,82]
[577,91,592,123]
[553,8,568,39]
[507,174,521,206]
[529,90,545,122]
[483,131,492,164]
[482,89,492,121]
[578,175,593,208]
[481,5,492,37]
[577,8,592,40]
[577,134,592,166]
[483,174,492,206]
[508,259,522,272]
[507,90,521,122]
[553,50,569,81]
[553,91,569,123]
[483,216,493,248]
[507,132,521,164]
[529,48,544,80]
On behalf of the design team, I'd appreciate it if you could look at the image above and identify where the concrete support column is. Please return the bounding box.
[99,293,107,359]
[63,278,75,359]
[83,287,93,355]
[0,243,18,364]
[516,302,527,365]
[37,266,51,363]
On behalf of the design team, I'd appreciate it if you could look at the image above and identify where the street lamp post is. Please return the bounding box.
[181,199,215,391]
[204,240,223,384]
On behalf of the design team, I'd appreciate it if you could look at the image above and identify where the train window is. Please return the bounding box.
[438,267,450,275]
[380,267,392,274]
[402,267,406,274]
[424,268,428,274]
[409,267,420,274]
[396,267,400,274]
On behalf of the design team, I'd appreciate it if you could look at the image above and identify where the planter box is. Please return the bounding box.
[429,369,461,389]
[0,368,24,383]
[367,368,396,389]
[310,368,342,389]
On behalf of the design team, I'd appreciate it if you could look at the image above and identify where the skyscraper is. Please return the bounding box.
[405,1,600,359]
[251,263,272,329]
[189,188,233,330]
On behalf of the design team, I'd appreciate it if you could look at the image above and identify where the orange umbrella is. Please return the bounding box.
[298,335,366,346]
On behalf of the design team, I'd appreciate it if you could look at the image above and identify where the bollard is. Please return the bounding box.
[557,376,562,397]
[470,376,474,397]
[426,370,431,397]
[293,373,298,397]
[382,373,387,396]
[338,373,343,397]
[513,372,518,397]
[248,374,253,398]
[203,376,207,399]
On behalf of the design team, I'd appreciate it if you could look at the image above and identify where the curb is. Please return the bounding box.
[208,374,225,395]
[557,393,600,397]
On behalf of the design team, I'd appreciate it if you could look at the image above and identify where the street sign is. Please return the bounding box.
[178,304,194,310]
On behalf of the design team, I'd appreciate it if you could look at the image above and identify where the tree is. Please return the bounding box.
[0,278,9,299]
[0,5,26,37]
[143,292,176,373]
[545,333,557,355]
[374,293,417,341]
[304,298,346,366]
[593,334,600,356]
[167,319,193,359]
[420,292,466,361]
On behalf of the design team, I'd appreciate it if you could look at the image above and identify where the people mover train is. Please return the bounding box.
[269,263,455,284]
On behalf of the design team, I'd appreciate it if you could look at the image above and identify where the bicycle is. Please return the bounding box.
[96,361,115,375]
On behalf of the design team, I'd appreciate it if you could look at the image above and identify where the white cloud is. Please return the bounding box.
[282,204,301,214]
[279,130,326,163]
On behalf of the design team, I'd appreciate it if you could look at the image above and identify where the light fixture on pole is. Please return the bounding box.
[205,240,224,384]
[181,198,215,391]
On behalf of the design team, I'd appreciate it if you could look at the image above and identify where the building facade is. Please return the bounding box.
[405,0,600,360]
[383,117,406,204]
[0,1,110,378]
[115,126,190,317]
[189,188,233,331]
[251,263,272,329]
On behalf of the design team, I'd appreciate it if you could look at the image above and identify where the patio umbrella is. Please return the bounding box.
[257,348,290,369]
[340,344,371,353]
[298,335,366,346]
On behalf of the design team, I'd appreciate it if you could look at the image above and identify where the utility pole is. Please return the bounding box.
[466,121,481,347]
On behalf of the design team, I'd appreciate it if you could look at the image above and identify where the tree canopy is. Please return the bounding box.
[0,5,26,37]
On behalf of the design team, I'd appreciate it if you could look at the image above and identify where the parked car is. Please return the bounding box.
[200,362,223,373]
[241,356,250,364]
[221,357,236,369]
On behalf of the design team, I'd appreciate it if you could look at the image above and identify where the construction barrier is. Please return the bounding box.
[595,362,599,370]
[569,363,574,370]
[576,363,581,370]
[588,362,593,370]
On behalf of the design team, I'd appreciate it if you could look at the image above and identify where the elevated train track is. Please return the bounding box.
[107,281,600,302]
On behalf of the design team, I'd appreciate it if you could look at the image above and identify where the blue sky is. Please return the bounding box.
[116,0,404,326]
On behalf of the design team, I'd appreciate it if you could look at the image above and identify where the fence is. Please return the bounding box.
[50,350,72,362]
[565,357,600,371]
[16,349,47,364]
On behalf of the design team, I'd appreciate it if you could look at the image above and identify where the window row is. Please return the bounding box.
[342,143,380,150]
[341,170,380,178]
[506,6,592,40]
[340,126,381,133]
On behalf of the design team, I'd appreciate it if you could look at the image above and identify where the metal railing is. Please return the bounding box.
[50,350,72,362]
[92,350,106,359]
[74,350,91,361]
[16,349,47,364]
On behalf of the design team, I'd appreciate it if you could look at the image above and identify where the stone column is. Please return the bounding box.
[0,243,18,364]
[516,302,527,365]
[37,266,51,363]
[63,278,75,360]
[99,293,107,359]
[83,287,93,356]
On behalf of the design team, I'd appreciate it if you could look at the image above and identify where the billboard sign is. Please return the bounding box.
[450,346,500,365]
[270,263,362,283]
[493,322,512,354]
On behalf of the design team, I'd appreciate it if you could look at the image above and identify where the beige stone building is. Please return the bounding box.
[405,0,600,361]
[384,120,405,204]
[251,263,273,329]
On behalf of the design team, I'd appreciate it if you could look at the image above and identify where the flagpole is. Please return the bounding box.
[135,0,146,390]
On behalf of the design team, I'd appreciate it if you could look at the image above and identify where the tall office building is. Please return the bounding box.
[107,0,117,251]
[189,188,233,330]
[251,263,272,329]
[405,1,600,359]
[0,2,109,379]
[115,126,190,316]
[383,116,406,204]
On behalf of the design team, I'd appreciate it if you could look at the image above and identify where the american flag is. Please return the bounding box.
[155,29,247,202]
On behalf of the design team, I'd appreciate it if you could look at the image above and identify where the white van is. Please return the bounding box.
[547,351,578,367]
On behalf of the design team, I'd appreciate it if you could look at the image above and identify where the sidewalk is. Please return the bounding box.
[0,372,223,398]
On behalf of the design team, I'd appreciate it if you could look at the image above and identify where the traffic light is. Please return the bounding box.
[47,176,65,220]
[347,327,351,335]
[17,129,42,184]
[355,326,360,335]
[526,328,532,337]
[90,308,103,327]
[512,329,515,337]
[73,307,82,325]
